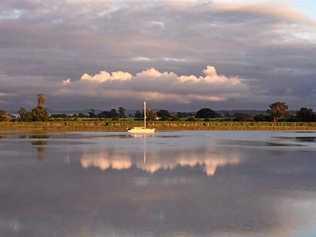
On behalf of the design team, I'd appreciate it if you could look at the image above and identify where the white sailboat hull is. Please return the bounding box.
[128,101,156,135]
[128,127,155,135]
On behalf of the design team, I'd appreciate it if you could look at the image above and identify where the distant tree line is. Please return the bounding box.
[1,96,316,122]
[87,107,127,119]
[232,102,316,122]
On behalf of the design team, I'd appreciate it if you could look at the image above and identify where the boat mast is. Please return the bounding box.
[144,101,147,128]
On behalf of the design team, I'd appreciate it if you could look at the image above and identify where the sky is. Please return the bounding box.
[0,0,316,112]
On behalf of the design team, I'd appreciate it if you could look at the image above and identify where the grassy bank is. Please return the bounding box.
[1,121,316,133]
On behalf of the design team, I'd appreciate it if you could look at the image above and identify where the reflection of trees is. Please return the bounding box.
[80,147,240,176]
[29,134,49,160]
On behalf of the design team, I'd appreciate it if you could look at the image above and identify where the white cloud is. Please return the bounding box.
[130,57,192,63]
[62,78,71,86]
[179,66,241,86]
[80,66,242,87]
[161,0,207,9]
[162,57,189,63]
[148,21,165,30]
[136,68,162,78]
[80,71,132,83]
[131,57,152,62]
[58,66,247,104]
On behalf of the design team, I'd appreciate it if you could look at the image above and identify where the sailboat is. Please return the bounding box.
[128,101,156,135]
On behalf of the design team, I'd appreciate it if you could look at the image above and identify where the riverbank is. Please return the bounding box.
[1,121,316,133]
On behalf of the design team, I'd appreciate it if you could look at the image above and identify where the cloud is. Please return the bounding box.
[59,66,247,105]
[131,57,152,62]
[80,71,132,83]
[0,92,9,97]
[130,56,192,63]
[212,2,316,26]
[148,20,165,30]
[179,66,241,85]
[1,0,316,110]
[136,68,163,78]
[62,78,71,86]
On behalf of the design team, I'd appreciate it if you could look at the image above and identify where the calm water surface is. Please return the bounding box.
[1,131,316,237]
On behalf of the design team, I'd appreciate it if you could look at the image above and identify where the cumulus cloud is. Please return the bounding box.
[136,68,163,78]
[77,66,241,86]
[179,66,241,85]
[81,71,132,83]
[59,66,246,105]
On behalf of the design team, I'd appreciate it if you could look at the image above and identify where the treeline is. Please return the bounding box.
[231,102,316,122]
[58,102,313,123]
[1,97,316,123]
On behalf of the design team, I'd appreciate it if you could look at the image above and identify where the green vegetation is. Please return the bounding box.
[296,108,316,122]
[1,95,316,132]
[196,108,219,119]
[157,110,172,121]
[1,121,316,133]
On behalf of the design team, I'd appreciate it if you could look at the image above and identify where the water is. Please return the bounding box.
[1,131,316,237]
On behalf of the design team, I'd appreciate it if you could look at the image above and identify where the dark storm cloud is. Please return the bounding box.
[0,0,316,111]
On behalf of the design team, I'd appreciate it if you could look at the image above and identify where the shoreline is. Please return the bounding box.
[1,121,316,133]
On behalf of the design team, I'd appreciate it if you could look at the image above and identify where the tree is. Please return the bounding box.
[18,107,33,122]
[37,94,46,108]
[77,113,88,118]
[109,109,119,119]
[268,102,288,122]
[98,109,119,119]
[157,109,171,120]
[196,108,218,119]
[296,107,316,122]
[50,113,68,119]
[146,109,157,121]
[31,106,49,121]
[88,109,96,118]
[32,94,49,121]
[233,113,254,122]
[118,107,126,118]
[134,110,143,120]
[254,113,271,122]
[176,112,194,119]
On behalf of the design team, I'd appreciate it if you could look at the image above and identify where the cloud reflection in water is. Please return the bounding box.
[80,150,240,176]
